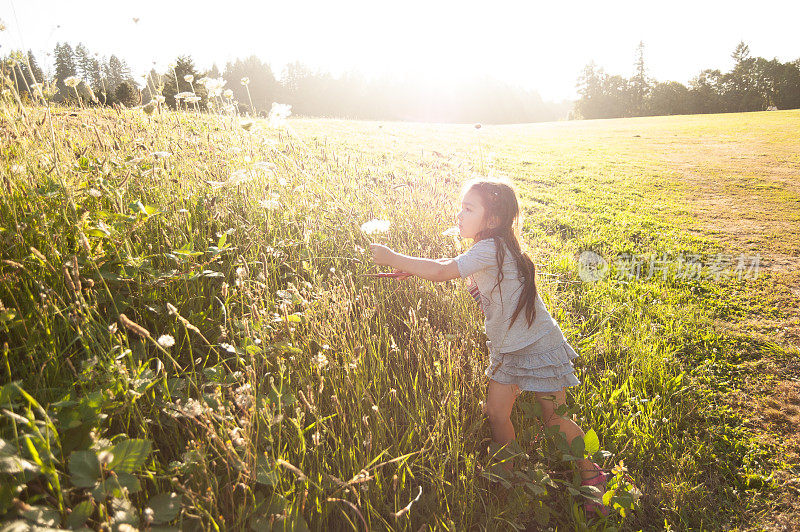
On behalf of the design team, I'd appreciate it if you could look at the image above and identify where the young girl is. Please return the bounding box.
[369,176,609,516]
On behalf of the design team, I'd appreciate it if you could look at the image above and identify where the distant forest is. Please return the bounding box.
[2,40,799,123]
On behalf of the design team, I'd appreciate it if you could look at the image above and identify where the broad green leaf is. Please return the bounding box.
[584,429,600,455]
[570,435,585,458]
[115,471,141,493]
[67,500,94,529]
[108,439,152,474]
[69,450,101,488]
[147,492,182,524]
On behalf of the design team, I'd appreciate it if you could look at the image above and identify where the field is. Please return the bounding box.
[1,97,799,531]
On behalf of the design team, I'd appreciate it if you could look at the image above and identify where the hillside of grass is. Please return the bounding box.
[1,97,798,531]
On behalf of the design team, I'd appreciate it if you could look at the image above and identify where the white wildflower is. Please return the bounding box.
[240,77,250,86]
[312,431,322,446]
[174,91,195,100]
[223,89,234,99]
[220,342,236,354]
[312,353,329,370]
[64,76,81,88]
[184,95,201,104]
[87,188,102,198]
[157,334,175,348]
[183,74,194,83]
[154,94,166,104]
[360,219,391,235]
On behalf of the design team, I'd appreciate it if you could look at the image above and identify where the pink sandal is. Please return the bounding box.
[581,462,610,517]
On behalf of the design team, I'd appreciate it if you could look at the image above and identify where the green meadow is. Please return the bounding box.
[1,96,799,531]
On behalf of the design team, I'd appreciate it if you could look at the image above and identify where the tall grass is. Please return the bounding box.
[0,79,792,531]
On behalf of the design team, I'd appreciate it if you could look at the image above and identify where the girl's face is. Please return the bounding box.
[457,189,496,240]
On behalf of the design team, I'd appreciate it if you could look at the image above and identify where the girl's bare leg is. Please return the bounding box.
[484,379,522,475]
[485,379,521,445]
[534,389,600,481]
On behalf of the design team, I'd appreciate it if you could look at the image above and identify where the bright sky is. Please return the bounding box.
[1,0,798,102]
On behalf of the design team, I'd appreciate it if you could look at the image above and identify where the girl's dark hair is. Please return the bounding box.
[461,176,538,328]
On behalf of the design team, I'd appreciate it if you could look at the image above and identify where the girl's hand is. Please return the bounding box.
[369,243,396,267]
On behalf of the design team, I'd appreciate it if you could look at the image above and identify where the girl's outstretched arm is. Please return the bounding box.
[370,244,460,282]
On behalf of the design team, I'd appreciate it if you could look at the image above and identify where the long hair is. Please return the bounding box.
[461,176,538,328]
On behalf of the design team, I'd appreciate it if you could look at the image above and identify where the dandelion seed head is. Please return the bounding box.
[157,334,175,348]
[360,219,391,235]
[268,102,292,127]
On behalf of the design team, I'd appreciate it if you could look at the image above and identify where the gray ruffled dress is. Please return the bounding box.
[484,324,580,393]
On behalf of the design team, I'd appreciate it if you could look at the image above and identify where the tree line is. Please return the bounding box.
[575,41,800,119]
[2,40,798,123]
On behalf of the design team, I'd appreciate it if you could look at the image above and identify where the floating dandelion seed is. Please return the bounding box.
[184,74,194,83]
[442,227,460,236]
[133,17,140,23]
[64,76,81,88]
[240,77,250,86]
[360,219,391,235]
[157,334,175,348]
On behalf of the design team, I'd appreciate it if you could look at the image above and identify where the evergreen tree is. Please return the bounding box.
[26,50,44,85]
[105,55,127,93]
[631,41,650,115]
[163,55,202,109]
[75,43,94,83]
[223,56,278,113]
[53,42,77,98]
